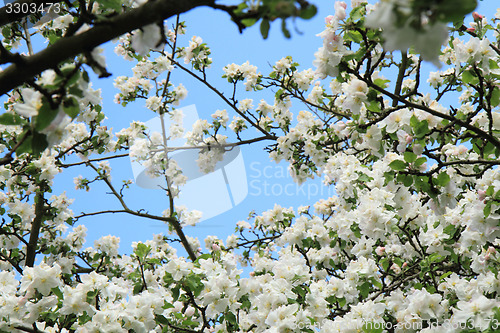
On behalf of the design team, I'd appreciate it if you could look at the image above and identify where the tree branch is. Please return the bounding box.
[0,130,30,166]
[25,190,44,267]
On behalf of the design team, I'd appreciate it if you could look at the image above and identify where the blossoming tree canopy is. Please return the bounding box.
[5,0,500,332]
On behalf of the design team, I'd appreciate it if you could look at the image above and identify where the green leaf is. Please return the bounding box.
[374,78,390,88]
[241,18,257,27]
[345,30,363,43]
[436,172,451,186]
[443,224,457,236]
[51,287,63,299]
[402,174,413,187]
[225,311,237,326]
[403,151,417,163]
[95,0,122,12]
[135,243,151,259]
[195,253,212,262]
[66,70,81,87]
[440,271,454,281]
[155,314,169,325]
[484,141,496,157]
[35,103,59,131]
[389,160,407,171]
[32,131,48,156]
[299,5,317,20]
[486,185,495,197]
[350,5,365,21]
[358,281,371,298]
[367,100,381,113]
[234,3,248,15]
[491,87,500,107]
[380,258,389,271]
[0,113,24,125]
[63,97,80,119]
[436,0,477,23]
[413,119,429,139]
[484,201,492,217]
[363,323,384,333]
[172,286,180,301]
[133,283,142,295]
[461,70,475,84]
[281,19,291,38]
[428,253,444,264]
[260,18,270,39]
[415,157,427,166]
[185,274,204,296]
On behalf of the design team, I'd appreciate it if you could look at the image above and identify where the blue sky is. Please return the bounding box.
[5,0,499,256]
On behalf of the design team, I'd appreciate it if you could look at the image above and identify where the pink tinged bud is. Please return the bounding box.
[467,27,476,32]
[249,271,255,277]
[402,262,408,269]
[478,190,487,201]
[185,306,195,317]
[390,263,401,274]
[325,15,335,25]
[212,243,220,251]
[334,2,347,20]
[472,12,484,20]
[173,302,183,313]
[375,246,385,256]
[405,134,413,144]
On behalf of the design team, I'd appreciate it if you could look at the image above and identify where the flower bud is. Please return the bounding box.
[185,306,195,317]
[472,12,484,20]
[375,246,385,256]
[478,189,487,201]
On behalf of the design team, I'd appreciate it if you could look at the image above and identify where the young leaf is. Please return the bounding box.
[389,160,407,171]
[403,151,417,163]
[32,131,48,156]
[35,103,59,131]
[299,5,317,20]
[0,113,24,126]
[260,18,270,39]
[281,19,291,39]
[63,97,80,119]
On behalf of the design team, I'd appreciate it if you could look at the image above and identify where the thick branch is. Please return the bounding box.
[0,0,213,95]
[25,191,44,267]
[392,51,407,107]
